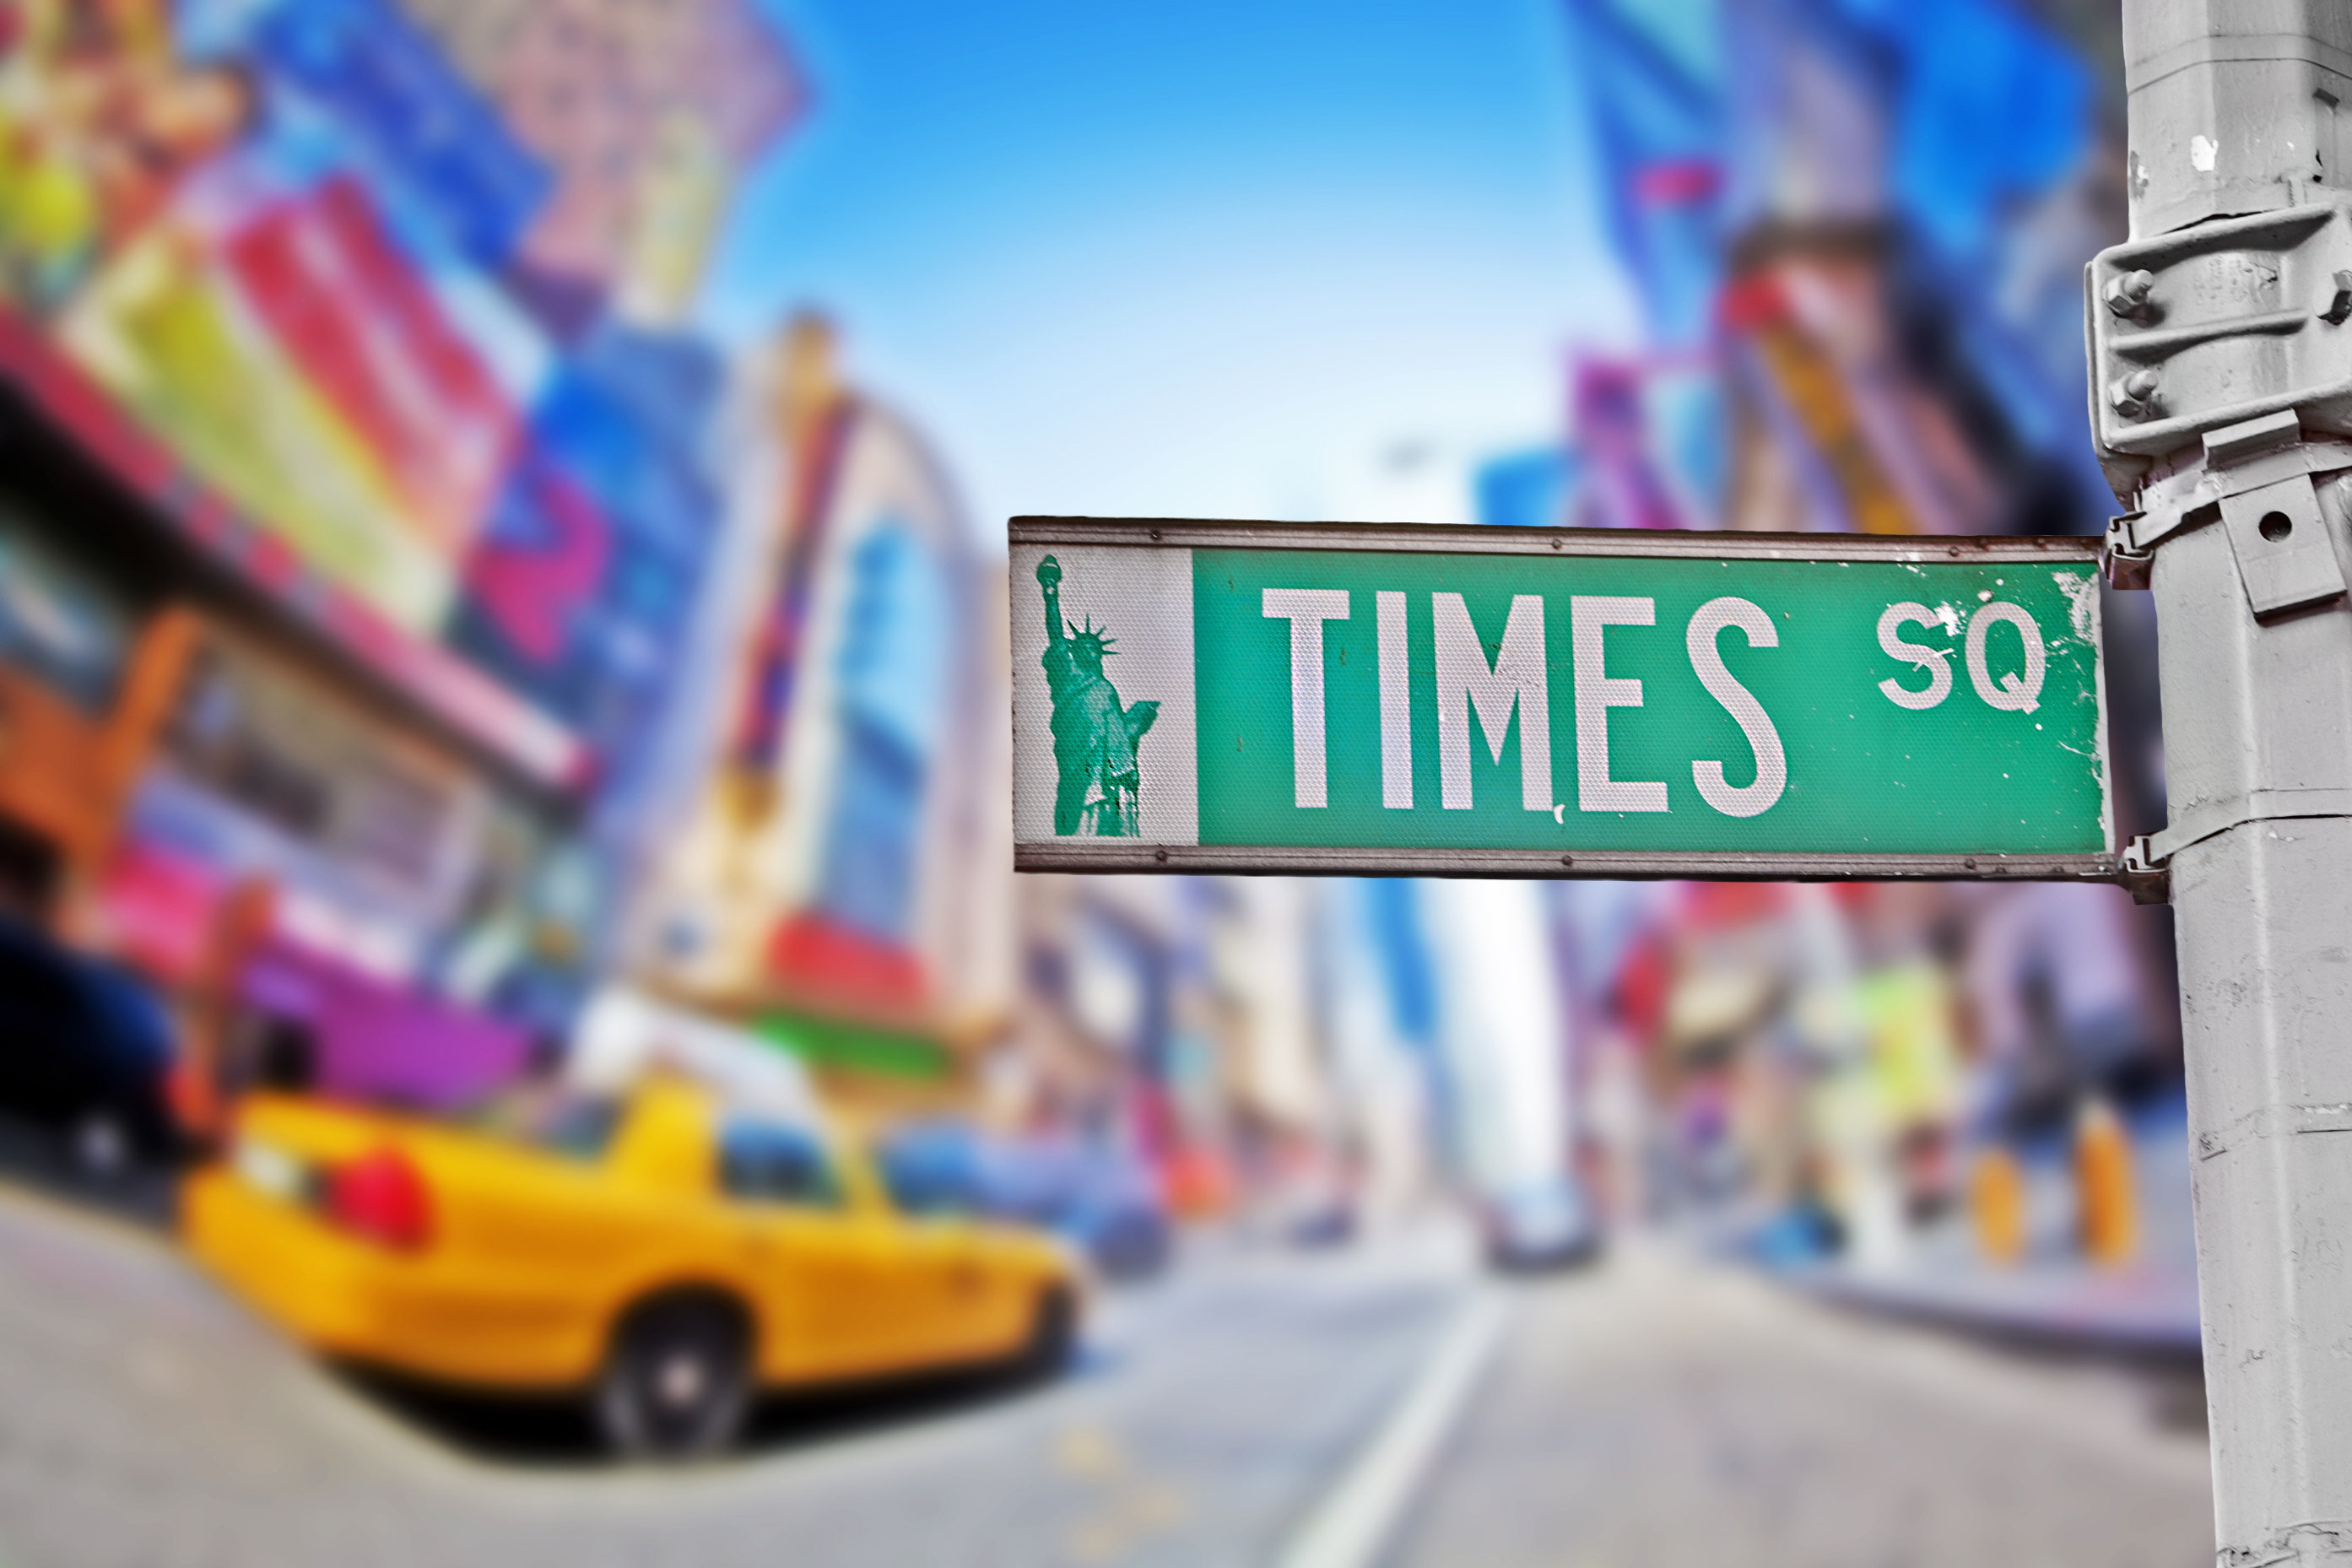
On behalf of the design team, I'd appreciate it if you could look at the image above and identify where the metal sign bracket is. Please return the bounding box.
[2128,788,2352,910]
[2102,417,2352,603]
[2118,835,2171,906]
[2106,414,2352,906]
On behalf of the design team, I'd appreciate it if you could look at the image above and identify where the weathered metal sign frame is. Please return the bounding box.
[1011,516,2120,884]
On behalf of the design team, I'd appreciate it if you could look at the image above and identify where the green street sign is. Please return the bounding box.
[1012,518,2118,882]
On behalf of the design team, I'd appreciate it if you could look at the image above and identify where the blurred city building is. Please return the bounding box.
[1470,0,2194,1337]
[0,0,798,1123]
[627,314,1016,1119]
[0,0,1371,1235]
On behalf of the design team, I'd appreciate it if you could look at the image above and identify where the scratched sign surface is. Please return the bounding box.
[1011,519,2112,879]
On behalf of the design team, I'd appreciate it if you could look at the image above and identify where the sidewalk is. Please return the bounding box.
[1751,1100,2203,1360]
[1778,1246,2201,1358]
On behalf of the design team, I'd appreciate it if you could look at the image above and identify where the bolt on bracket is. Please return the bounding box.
[2087,203,2352,459]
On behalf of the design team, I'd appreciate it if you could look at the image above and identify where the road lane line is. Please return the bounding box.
[1270,1292,1508,1568]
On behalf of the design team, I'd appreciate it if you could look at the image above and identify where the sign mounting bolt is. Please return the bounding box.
[2110,369,2162,418]
[2104,268,2155,315]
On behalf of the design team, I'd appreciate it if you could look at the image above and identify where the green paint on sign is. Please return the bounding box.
[1192,549,2104,855]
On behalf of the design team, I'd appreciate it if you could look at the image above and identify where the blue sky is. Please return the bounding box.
[699,0,1635,539]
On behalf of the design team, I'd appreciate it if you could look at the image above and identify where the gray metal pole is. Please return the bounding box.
[2095,5,2352,1562]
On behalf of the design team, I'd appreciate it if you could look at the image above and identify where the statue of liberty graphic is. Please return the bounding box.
[1036,555,1159,836]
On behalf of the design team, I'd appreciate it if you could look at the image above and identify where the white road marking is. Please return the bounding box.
[1270,1291,1508,1568]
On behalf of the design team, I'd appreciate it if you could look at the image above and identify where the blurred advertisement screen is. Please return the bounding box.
[0,0,803,786]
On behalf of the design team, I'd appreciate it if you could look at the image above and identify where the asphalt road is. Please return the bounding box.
[0,1182,2215,1568]
[1392,1246,2215,1568]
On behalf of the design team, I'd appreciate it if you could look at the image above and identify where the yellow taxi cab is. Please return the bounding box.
[182,1079,1081,1457]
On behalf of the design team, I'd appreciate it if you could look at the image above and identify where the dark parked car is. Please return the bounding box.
[877,1122,1172,1281]
[1479,1178,1603,1273]
[0,915,181,1167]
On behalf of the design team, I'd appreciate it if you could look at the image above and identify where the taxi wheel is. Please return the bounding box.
[1020,1284,1076,1378]
[597,1295,752,1461]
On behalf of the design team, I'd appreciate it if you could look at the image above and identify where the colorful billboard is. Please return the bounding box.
[0,0,803,788]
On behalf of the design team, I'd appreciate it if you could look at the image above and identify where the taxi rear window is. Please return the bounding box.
[720,1121,841,1208]
[466,1087,624,1161]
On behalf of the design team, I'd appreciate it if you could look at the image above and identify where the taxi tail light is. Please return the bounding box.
[323,1147,432,1252]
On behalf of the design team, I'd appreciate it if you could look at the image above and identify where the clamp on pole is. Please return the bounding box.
[2099,412,2352,904]
[2101,412,2352,616]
